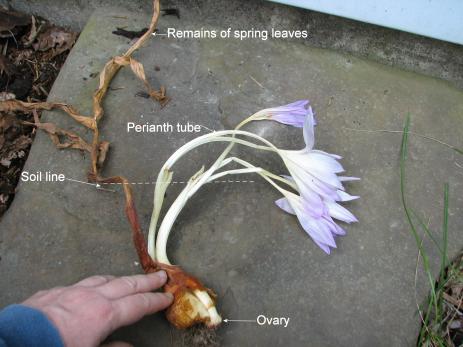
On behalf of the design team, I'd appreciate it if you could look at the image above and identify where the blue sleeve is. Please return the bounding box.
[0,304,64,347]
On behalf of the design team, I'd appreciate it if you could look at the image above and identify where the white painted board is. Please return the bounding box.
[270,0,463,45]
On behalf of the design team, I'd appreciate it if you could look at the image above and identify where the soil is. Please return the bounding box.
[417,251,463,346]
[180,326,221,347]
[0,8,77,217]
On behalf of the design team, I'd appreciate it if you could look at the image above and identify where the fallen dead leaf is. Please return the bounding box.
[33,25,77,58]
[23,15,43,47]
[11,48,34,65]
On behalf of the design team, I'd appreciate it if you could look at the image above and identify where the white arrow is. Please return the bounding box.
[65,178,115,192]
[223,319,256,323]
[65,177,97,187]
[152,32,167,37]
[199,124,216,133]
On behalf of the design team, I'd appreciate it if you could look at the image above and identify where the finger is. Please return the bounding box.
[75,275,116,287]
[98,271,167,299]
[111,292,173,328]
[101,341,133,347]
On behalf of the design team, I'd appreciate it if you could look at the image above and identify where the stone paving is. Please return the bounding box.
[1,7,462,347]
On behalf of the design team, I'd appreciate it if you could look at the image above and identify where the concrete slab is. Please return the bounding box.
[1,7,463,347]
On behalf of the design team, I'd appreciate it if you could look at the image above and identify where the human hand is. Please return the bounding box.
[22,271,172,347]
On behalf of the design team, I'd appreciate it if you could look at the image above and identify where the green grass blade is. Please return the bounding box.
[410,208,443,255]
[399,115,440,338]
[442,183,449,270]
[436,183,449,318]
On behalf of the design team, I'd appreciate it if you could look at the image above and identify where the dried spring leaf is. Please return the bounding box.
[112,56,169,106]
[97,141,110,168]
[24,109,92,152]
[0,99,95,129]
[90,0,168,175]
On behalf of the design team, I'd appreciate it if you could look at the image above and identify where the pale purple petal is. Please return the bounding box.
[300,189,326,217]
[283,151,345,190]
[275,197,296,215]
[303,107,316,149]
[282,155,342,201]
[323,215,346,235]
[310,177,342,200]
[291,168,339,202]
[311,172,343,191]
[339,176,361,182]
[265,100,311,128]
[272,115,304,127]
[303,152,345,174]
[293,160,344,191]
[331,224,346,236]
[336,190,359,202]
[301,217,337,248]
[281,174,338,205]
[269,101,359,254]
[312,239,331,254]
[282,192,338,253]
[288,170,326,217]
[325,201,358,223]
[311,149,342,160]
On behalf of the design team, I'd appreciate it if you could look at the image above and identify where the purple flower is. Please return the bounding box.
[275,192,346,254]
[274,106,359,254]
[260,100,314,128]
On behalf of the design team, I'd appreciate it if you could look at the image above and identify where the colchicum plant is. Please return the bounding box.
[147,100,359,328]
[1,0,358,331]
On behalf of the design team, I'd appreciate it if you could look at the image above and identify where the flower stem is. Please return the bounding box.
[148,128,281,259]
[151,113,295,263]
[155,161,288,264]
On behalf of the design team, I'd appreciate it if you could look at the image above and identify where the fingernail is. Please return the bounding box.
[164,292,174,301]
[155,270,167,281]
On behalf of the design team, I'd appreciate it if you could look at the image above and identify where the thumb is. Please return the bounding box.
[101,342,133,347]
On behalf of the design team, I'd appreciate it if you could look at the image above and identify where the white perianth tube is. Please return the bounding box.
[148,129,283,261]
